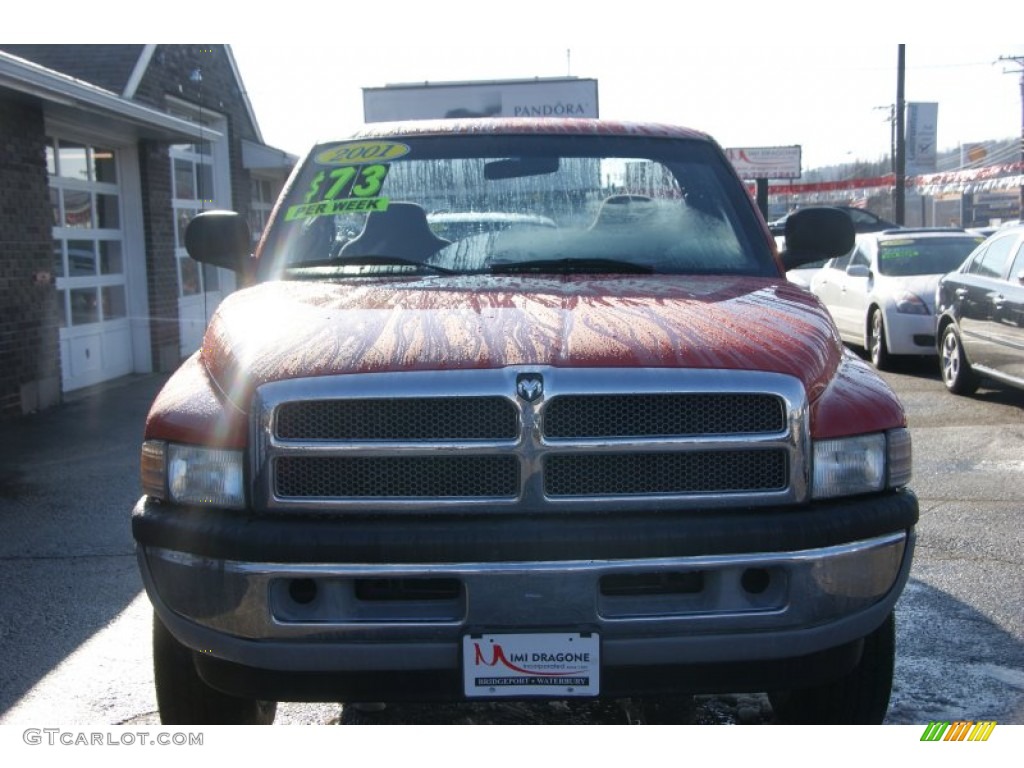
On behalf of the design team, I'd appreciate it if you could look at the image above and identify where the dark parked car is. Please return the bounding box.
[769,206,899,237]
[936,224,1024,395]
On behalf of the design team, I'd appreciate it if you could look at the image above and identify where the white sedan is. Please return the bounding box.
[810,229,985,369]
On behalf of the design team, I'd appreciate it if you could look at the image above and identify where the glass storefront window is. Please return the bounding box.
[93,148,117,184]
[53,241,65,278]
[50,188,61,227]
[70,287,100,325]
[56,290,68,328]
[97,194,120,229]
[102,286,127,320]
[202,263,220,292]
[100,241,123,275]
[174,158,195,200]
[179,257,201,296]
[68,240,97,276]
[197,163,214,203]
[45,140,57,176]
[63,189,93,228]
[169,107,223,300]
[58,140,90,181]
[175,210,192,249]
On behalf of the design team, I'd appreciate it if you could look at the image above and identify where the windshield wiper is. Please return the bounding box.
[287,255,456,274]
[490,257,655,274]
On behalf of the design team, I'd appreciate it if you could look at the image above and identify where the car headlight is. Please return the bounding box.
[894,290,929,315]
[812,428,911,499]
[141,440,246,509]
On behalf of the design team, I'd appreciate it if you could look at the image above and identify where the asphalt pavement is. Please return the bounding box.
[0,374,169,721]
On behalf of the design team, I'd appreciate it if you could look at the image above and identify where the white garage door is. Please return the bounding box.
[48,137,133,392]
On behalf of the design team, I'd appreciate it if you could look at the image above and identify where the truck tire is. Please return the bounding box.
[153,612,277,725]
[940,325,979,395]
[769,611,895,725]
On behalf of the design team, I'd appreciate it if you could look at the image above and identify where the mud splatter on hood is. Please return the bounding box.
[200,274,843,409]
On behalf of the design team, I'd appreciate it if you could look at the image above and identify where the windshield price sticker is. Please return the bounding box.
[285,197,389,221]
[304,165,390,203]
[285,163,392,221]
[315,141,411,166]
[463,633,600,698]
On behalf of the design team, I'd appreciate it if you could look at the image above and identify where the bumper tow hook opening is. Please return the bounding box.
[288,578,318,605]
[741,568,771,595]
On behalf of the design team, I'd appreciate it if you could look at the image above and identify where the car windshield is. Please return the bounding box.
[876,236,985,277]
[257,133,773,279]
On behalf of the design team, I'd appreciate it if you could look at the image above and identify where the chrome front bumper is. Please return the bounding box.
[139,530,913,673]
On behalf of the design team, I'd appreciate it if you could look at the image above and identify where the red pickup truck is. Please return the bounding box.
[133,118,916,724]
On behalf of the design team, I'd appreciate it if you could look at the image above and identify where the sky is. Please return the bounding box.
[11,1,1024,173]
[231,40,1024,172]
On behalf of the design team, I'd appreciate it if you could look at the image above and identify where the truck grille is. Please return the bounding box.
[544,450,788,496]
[276,455,520,498]
[543,394,784,438]
[255,369,807,512]
[276,397,517,441]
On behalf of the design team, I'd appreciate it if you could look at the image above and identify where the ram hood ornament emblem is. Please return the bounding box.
[516,374,544,402]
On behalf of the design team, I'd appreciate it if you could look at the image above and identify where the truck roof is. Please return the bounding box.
[345,117,712,143]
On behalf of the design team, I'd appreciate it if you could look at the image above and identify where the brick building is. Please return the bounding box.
[0,44,295,418]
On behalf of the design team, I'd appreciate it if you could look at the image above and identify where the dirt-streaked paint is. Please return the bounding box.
[145,274,905,446]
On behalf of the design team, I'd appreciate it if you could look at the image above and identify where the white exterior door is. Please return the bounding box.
[49,137,134,392]
[169,105,234,357]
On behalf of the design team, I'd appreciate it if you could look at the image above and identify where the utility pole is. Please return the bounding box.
[895,45,906,225]
[999,55,1024,220]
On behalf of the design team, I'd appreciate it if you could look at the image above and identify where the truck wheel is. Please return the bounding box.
[868,308,891,370]
[940,325,979,395]
[769,611,895,725]
[153,612,277,725]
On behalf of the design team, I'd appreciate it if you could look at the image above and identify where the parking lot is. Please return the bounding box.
[0,357,1021,725]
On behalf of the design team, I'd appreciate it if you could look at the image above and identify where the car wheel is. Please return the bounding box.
[868,308,891,370]
[940,325,979,396]
[769,611,895,725]
[152,612,277,725]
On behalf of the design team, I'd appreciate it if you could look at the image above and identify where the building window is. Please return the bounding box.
[249,176,276,243]
[170,138,216,297]
[47,137,124,329]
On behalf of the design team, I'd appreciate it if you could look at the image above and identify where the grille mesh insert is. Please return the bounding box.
[276,397,517,441]
[544,450,788,496]
[543,394,784,438]
[276,455,520,498]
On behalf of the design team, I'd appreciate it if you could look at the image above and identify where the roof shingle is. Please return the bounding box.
[0,44,144,94]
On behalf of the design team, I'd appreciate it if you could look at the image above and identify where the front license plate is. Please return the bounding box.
[462,632,600,698]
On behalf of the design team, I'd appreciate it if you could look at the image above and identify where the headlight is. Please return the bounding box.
[812,428,911,499]
[141,440,245,509]
[894,291,929,315]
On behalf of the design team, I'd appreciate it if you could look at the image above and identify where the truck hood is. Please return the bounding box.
[201,275,844,408]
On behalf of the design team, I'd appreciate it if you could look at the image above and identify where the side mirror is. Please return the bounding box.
[184,210,252,273]
[780,207,856,270]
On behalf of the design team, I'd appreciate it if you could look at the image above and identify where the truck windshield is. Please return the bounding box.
[257,133,773,279]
